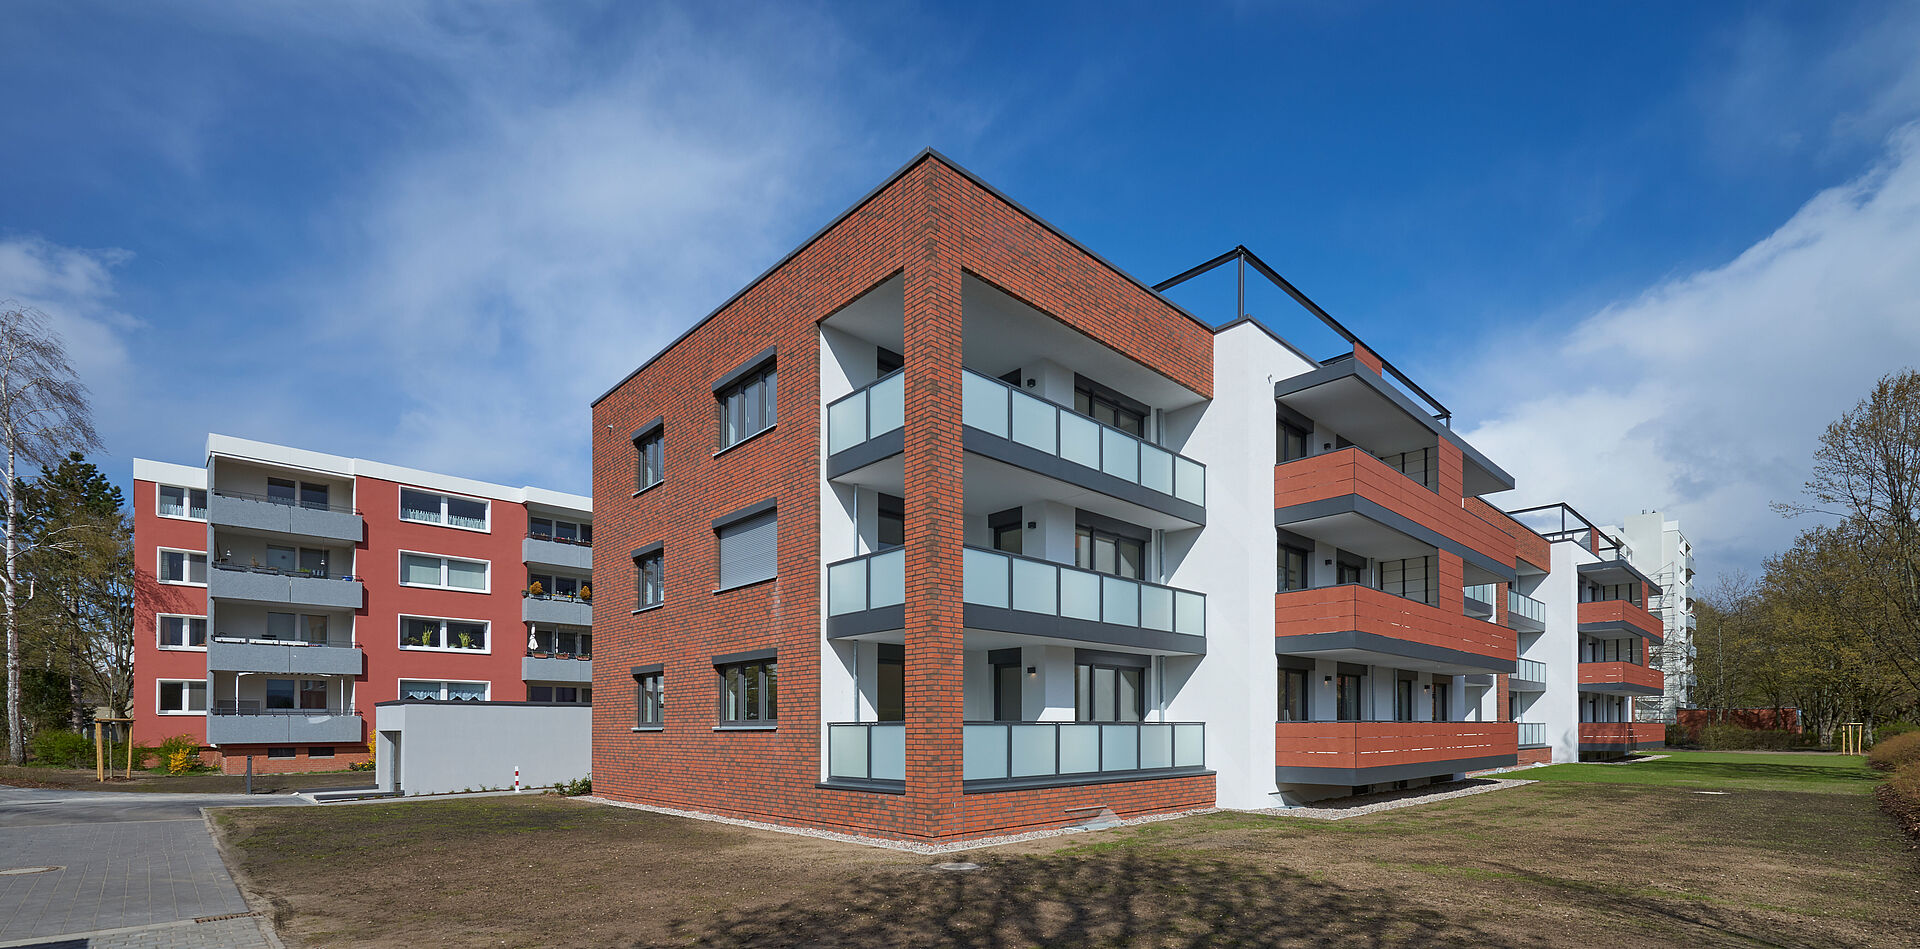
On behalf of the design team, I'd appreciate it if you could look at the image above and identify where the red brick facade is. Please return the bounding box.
[590,153,1216,842]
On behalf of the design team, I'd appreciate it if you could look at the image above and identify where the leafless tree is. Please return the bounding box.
[1,303,99,765]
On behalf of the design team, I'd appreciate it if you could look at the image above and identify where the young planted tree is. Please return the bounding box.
[0,304,100,765]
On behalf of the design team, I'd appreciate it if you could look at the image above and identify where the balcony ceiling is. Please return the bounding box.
[961,276,1206,412]
[1578,558,1663,594]
[1279,509,1432,564]
[1278,641,1506,676]
[1275,363,1514,497]
[821,274,905,352]
[964,455,1199,531]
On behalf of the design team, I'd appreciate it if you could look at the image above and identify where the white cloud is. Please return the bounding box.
[1461,123,1920,578]
[0,237,138,458]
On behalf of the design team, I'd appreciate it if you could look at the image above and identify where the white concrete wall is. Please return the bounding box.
[375,701,591,795]
[1535,539,1596,762]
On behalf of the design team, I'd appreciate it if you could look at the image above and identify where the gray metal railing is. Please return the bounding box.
[962,720,1205,782]
[826,548,906,616]
[961,369,1204,506]
[211,488,356,514]
[1517,722,1546,746]
[1508,588,1546,625]
[962,546,1205,637]
[826,369,906,455]
[826,721,906,782]
[1515,658,1548,682]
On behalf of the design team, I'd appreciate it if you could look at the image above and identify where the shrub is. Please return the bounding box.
[1875,721,1918,745]
[1878,761,1920,840]
[556,775,591,796]
[1700,723,1800,751]
[348,734,377,771]
[1868,731,1920,772]
[29,730,93,768]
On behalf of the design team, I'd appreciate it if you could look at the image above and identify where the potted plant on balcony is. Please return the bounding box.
[527,580,544,599]
[580,584,592,603]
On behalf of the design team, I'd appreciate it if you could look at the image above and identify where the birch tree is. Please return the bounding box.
[1,304,99,765]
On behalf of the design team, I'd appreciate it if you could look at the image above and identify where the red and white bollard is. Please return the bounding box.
[513,767,521,792]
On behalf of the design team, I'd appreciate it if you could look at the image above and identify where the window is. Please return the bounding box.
[528,684,592,704]
[635,428,665,491]
[1278,667,1309,722]
[634,550,663,609]
[719,363,778,448]
[1378,556,1435,605]
[877,494,905,549]
[530,516,592,544]
[989,507,1022,556]
[1376,448,1437,491]
[877,643,905,722]
[1278,421,1309,463]
[400,680,489,702]
[1431,682,1451,722]
[1074,379,1145,436]
[527,572,589,599]
[876,347,904,376]
[1336,558,1365,585]
[308,747,334,758]
[399,488,489,531]
[1394,678,1416,722]
[635,671,664,726]
[991,653,1020,722]
[400,552,489,592]
[401,616,488,652]
[267,747,296,759]
[265,678,330,710]
[158,485,208,520]
[530,628,591,656]
[158,549,207,585]
[1075,660,1145,722]
[718,659,776,723]
[1076,524,1144,579]
[264,545,331,576]
[1278,543,1309,592]
[267,478,334,510]
[263,613,330,644]
[1335,673,1364,721]
[158,680,207,714]
[158,615,207,650]
[717,509,777,590]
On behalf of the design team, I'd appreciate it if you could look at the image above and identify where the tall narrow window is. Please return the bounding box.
[1278,667,1309,722]
[1278,543,1310,592]
[992,656,1022,722]
[1394,678,1416,722]
[877,494,905,549]
[635,671,664,726]
[1336,673,1364,721]
[989,507,1023,556]
[1431,682,1451,722]
[876,643,905,722]
[635,429,664,491]
[719,364,778,449]
[1278,420,1309,463]
[634,550,664,609]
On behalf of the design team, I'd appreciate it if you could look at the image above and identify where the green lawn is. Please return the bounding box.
[1522,750,1878,794]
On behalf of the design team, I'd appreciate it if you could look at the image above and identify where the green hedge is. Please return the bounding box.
[1699,723,1803,750]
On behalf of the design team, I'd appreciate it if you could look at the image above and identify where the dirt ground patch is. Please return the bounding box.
[0,764,372,794]
[213,778,1920,948]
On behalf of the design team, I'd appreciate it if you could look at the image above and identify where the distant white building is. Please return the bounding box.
[1606,512,1696,721]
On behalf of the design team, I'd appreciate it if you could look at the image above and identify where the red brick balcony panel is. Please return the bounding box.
[1577,600,1663,641]
[1274,449,1518,571]
[1275,584,1514,671]
[1274,721,1518,784]
[1578,661,1663,693]
[1578,722,1665,753]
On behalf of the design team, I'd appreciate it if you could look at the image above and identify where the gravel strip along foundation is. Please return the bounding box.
[1251,778,1535,821]
[574,796,1220,853]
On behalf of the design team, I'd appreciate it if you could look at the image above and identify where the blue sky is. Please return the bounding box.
[4,1,1919,582]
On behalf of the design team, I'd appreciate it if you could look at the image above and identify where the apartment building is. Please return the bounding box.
[1508,504,1667,762]
[1608,511,1696,721]
[585,151,1622,843]
[133,435,593,773]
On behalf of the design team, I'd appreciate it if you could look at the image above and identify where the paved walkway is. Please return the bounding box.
[0,787,304,948]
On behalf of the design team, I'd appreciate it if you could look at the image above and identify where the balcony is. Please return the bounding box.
[1463,583,1495,619]
[207,637,362,676]
[1578,599,1663,641]
[1274,359,1514,498]
[1507,589,1546,633]
[1273,721,1517,785]
[208,489,363,544]
[963,547,1205,654]
[208,564,363,611]
[523,655,593,684]
[825,369,906,477]
[1517,722,1547,747]
[1274,448,1517,586]
[206,708,364,745]
[824,548,906,637]
[1579,722,1665,754]
[523,533,593,572]
[961,369,1205,525]
[1578,661,1664,695]
[1510,658,1548,690]
[824,720,1208,792]
[522,593,592,626]
[1274,584,1514,674]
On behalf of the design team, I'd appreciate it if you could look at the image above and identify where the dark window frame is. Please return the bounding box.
[717,659,778,724]
[634,424,665,492]
[1278,666,1309,722]
[717,360,778,450]
[634,548,664,610]
[1279,543,1310,592]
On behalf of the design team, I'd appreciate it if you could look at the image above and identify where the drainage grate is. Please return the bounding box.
[0,866,61,876]
[193,912,260,923]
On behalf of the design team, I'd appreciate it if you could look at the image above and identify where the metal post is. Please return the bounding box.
[245,755,253,795]
[95,720,105,782]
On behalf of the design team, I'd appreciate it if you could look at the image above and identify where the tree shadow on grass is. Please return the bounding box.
[672,849,1524,948]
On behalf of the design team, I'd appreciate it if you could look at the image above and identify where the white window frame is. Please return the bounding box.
[156,484,208,522]
[157,547,208,587]
[396,678,491,702]
[398,486,492,533]
[156,678,208,715]
[397,614,493,654]
[396,550,491,594]
[156,614,208,651]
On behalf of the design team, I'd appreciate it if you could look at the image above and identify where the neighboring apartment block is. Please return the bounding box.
[133,435,593,773]
[1609,511,1696,721]
[588,151,1658,843]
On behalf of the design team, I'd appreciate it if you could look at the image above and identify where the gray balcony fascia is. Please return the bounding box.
[522,656,594,683]
[207,639,364,675]
[206,712,364,745]
[208,493,363,544]
[522,596,593,626]
[523,537,594,571]
[208,568,364,610]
